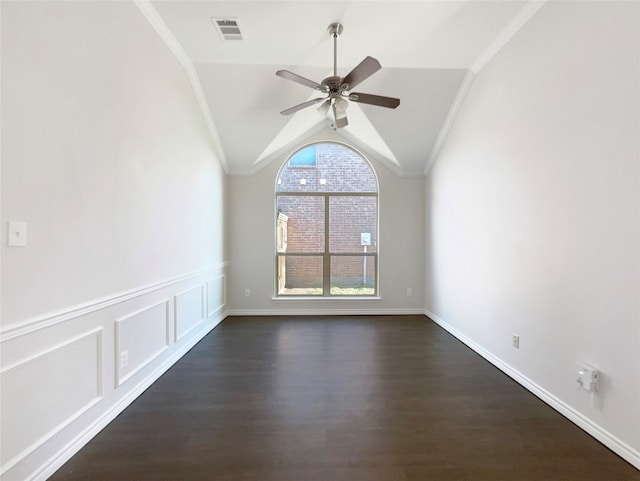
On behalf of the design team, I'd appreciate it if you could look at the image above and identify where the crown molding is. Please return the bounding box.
[425,1,547,176]
[134,1,228,172]
[424,70,475,176]
[470,0,548,74]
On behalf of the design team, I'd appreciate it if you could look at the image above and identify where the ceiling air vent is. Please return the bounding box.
[213,18,243,41]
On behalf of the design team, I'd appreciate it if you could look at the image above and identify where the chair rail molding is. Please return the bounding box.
[1,263,228,342]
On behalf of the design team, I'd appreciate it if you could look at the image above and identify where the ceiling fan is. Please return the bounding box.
[276,23,400,128]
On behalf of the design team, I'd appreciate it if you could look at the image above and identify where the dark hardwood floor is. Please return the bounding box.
[51,315,639,480]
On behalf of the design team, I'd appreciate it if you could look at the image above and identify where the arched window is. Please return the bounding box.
[275,142,378,297]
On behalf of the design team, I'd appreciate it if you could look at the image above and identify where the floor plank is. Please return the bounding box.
[50,315,639,480]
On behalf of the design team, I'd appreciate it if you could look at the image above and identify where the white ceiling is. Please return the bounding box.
[147,0,544,175]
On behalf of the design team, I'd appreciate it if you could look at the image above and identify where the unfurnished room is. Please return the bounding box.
[1,1,639,480]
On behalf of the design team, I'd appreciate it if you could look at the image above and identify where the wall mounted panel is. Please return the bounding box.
[206,275,226,318]
[0,329,103,474]
[174,285,205,341]
[115,300,170,387]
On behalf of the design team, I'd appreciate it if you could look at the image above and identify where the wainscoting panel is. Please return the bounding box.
[115,300,170,387]
[206,275,226,318]
[0,328,103,475]
[174,285,205,342]
[0,264,227,481]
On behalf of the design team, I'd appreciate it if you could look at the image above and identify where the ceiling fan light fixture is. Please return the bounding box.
[333,97,349,128]
[334,96,348,115]
[318,99,331,117]
[334,116,349,129]
[275,23,400,125]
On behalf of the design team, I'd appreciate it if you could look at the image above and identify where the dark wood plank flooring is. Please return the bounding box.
[51,315,639,480]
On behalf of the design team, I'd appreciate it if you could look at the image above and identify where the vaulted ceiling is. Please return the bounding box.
[143,1,545,176]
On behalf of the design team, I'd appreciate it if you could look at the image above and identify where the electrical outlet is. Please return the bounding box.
[406,288,413,297]
[245,289,251,297]
[512,334,520,349]
[577,364,599,392]
[120,351,129,369]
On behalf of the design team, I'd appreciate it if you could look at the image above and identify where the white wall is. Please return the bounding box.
[426,1,639,468]
[0,2,227,480]
[227,129,425,314]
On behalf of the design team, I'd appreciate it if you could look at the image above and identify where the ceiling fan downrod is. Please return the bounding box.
[328,23,343,79]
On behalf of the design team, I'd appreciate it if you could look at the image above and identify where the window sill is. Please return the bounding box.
[272,296,382,301]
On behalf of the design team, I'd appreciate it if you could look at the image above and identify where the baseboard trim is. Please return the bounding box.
[226,308,425,317]
[29,312,228,481]
[425,309,640,471]
[1,263,227,342]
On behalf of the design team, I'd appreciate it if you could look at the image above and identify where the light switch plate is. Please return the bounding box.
[8,221,27,247]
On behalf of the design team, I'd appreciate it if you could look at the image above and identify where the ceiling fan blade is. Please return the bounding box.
[276,70,327,92]
[348,92,400,109]
[341,56,382,90]
[332,102,349,128]
[280,97,326,115]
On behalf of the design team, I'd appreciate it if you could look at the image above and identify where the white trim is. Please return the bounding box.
[117,344,169,388]
[425,309,640,471]
[271,296,382,301]
[0,328,104,476]
[0,327,103,375]
[133,1,228,172]
[273,140,382,297]
[424,70,475,176]
[174,284,206,342]
[227,308,424,317]
[469,1,548,74]
[206,275,226,318]
[425,1,547,177]
[230,125,423,178]
[1,264,227,342]
[28,312,227,481]
[114,300,171,388]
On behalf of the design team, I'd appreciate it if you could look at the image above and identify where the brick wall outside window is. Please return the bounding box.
[276,143,378,289]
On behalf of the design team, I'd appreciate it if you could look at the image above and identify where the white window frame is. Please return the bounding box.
[274,142,380,299]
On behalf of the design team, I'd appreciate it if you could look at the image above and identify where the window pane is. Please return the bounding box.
[330,256,376,295]
[318,144,377,193]
[275,141,379,298]
[329,196,377,253]
[276,196,324,252]
[277,143,376,193]
[288,144,317,167]
[277,255,323,295]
